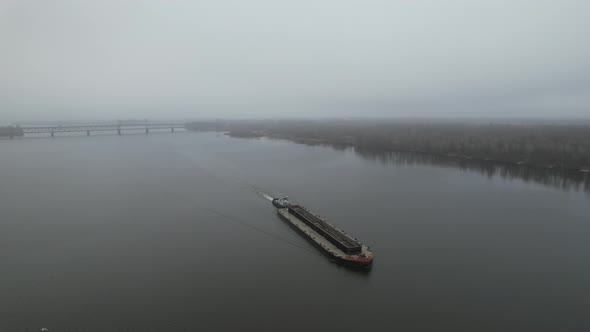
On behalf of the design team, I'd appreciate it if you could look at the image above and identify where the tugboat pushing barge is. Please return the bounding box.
[272,197,374,268]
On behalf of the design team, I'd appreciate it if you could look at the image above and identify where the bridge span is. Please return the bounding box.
[14,123,187,138]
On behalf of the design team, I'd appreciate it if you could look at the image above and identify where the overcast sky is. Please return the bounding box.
[1,0,589,123]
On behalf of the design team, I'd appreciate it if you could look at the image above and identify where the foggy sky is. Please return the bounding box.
[1,0,589,123]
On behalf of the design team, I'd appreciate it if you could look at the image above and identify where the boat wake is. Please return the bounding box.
[261,192,274,201]
[251,186,274,201]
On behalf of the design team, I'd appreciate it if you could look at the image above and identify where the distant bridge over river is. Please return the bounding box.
[8,122,188,138]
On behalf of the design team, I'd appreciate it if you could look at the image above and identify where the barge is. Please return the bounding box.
[272,197,373,268]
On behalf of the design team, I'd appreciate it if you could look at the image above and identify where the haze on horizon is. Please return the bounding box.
[1,0,589,124]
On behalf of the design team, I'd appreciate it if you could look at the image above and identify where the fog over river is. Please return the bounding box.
[1,132,589,331]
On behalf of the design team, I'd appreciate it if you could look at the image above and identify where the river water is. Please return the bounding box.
[1,131,589,331]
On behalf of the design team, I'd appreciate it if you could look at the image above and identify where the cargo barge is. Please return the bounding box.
[272,197,373,268]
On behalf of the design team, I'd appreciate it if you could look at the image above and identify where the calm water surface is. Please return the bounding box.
[1,132,589,331]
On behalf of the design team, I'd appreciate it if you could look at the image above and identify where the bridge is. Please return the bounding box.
[16,122,187,138]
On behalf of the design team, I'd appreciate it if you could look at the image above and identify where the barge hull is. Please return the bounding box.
[277,208,373,268]
[288,205,362,254]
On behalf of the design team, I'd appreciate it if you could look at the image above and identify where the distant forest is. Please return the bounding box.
[186,120,590,171]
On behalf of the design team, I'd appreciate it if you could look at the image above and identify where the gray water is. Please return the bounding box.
[1,132,589,331]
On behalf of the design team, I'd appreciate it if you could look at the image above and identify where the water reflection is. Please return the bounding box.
[232,135,590,193]
[354,148,590,193]
[273,138,590,193]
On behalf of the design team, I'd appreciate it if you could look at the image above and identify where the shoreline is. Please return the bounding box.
[225,131,590,174]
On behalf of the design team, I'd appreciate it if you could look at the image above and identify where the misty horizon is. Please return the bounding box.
[6,117,590,128]
[2,0,589,122]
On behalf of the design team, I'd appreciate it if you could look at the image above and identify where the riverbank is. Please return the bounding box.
[234,131,590,174]
[187,120,590,173]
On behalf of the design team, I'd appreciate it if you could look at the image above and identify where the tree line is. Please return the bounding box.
[186,119,590,171]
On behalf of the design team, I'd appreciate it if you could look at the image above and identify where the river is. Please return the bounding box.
[1,131,589,331]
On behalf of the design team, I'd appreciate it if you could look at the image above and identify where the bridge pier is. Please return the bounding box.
[86,130,90,136]
[171,127,175,133]
[117,128,121,136]
[51,132,55,138]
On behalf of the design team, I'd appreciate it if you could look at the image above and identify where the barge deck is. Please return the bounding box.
[277,207,373,268]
